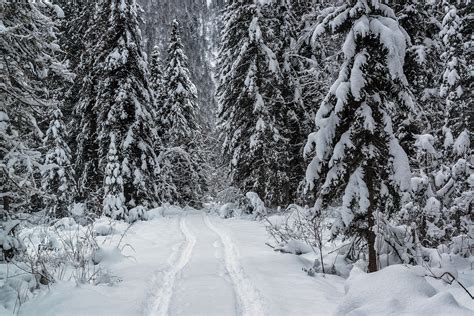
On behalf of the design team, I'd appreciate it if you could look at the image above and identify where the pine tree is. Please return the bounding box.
[439,2,471,156]
[149,45,165,100]
[0,2,70,214]
[272,0,312,203]
[103,133,127,220]
[41,104,75,217]
[425,0,473,246]
[304,0,415,272]
[217,0,296,207]
[57,1,95,120]
[395,0,444,135]
[74,0,159,220]
[393,1,472,250]
[158,20,207,206]
[138,0,220,131]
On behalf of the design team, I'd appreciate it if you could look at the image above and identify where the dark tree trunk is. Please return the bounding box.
[367,207,378,273]
[3,196,10,212]
[366,163,378,273]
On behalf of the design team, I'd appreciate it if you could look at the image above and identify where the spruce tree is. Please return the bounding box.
[73,0,159,220]
[149,45,165,100]
[304,0,415,272]
[158,20,207,206]
[217,0,294,207]
[42,104,75,217]
[57,1,95,120]
[439,2,471,155]
[395,0,444,135]
[429,1,473,245]
[0,2,70,214]
[272,0,313,203]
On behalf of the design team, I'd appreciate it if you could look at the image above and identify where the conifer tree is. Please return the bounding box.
[217,0,295,207]
[158,20,207,206]
[149,45,165,100]
[0,2,70,214]
[395,0,444,135]
[439,2,471,156]
[272,0,312,202]
[304,0,415,272]
[397,1,472,249]
[74,0,159,220]
[42,104,75,217]
[57,1,95,120]
[425,1,473,246]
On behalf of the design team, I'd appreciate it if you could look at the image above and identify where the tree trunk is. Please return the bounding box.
[2,196,10,221]
[367,207,378,273]
[366,163,378,273]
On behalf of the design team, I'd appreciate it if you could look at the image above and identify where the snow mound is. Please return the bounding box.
[217,203,242,218]
[274,239,313,255]
[337,265,472,316]
[93,217,117,236]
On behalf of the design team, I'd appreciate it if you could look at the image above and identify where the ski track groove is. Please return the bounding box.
[144,215,196,316]
[204,214,266,316]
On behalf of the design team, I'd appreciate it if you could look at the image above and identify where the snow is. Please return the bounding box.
[337,265,472,316]
[339,167,369,227]
[15,209,345,315]
[1,207,472,315]
[415,134,437,155]
[0,20,6,34]
[453,130,470,156]
[245,192,266,216]
[350,52,367,100]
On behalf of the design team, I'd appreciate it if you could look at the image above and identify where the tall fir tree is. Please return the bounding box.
[41,103,75,217]
[395,0,444,135]
[57,1,95,120]
[0,2,70,215]
[272,0,313,203]
[149,45,165,101]
[138,0,220,131]
[439,1,471,156]
[158,20,207,206]
[73,0,159,221]
[424,0,473,246]
[217,0,296,207]
[304,0,415,272]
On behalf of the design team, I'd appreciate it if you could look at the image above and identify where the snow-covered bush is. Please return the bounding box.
[216,203,242,219]
[0,214,131,312]
[265,204,337,274]
[0,220,25,262]
[245,192,267,218]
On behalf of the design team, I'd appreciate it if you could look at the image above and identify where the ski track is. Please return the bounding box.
[204,215,266,316]
[144,215,196,316]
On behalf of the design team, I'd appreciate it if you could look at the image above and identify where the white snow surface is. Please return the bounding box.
[11,207,474,316]
[16,208,345,316]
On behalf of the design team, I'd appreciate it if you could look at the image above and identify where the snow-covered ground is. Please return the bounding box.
[15,208,344,316]
[3,207,473,315]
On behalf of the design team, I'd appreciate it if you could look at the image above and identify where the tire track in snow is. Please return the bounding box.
[144,215,196,316]
[204,215,266,316]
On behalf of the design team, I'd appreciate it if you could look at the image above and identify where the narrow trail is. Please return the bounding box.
[144,212,266,316]
[19,210,348,316]
[204,215,266,316]
[168,212,239,316]
[145,215,196,316]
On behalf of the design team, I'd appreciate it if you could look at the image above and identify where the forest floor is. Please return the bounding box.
[18,208,345,315]
[8,207,474,316]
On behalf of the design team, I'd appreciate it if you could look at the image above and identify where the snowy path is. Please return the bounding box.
[204,215,266,316]
[145,215,197,316]
[20,209,345,316]
[168,212,239,315]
